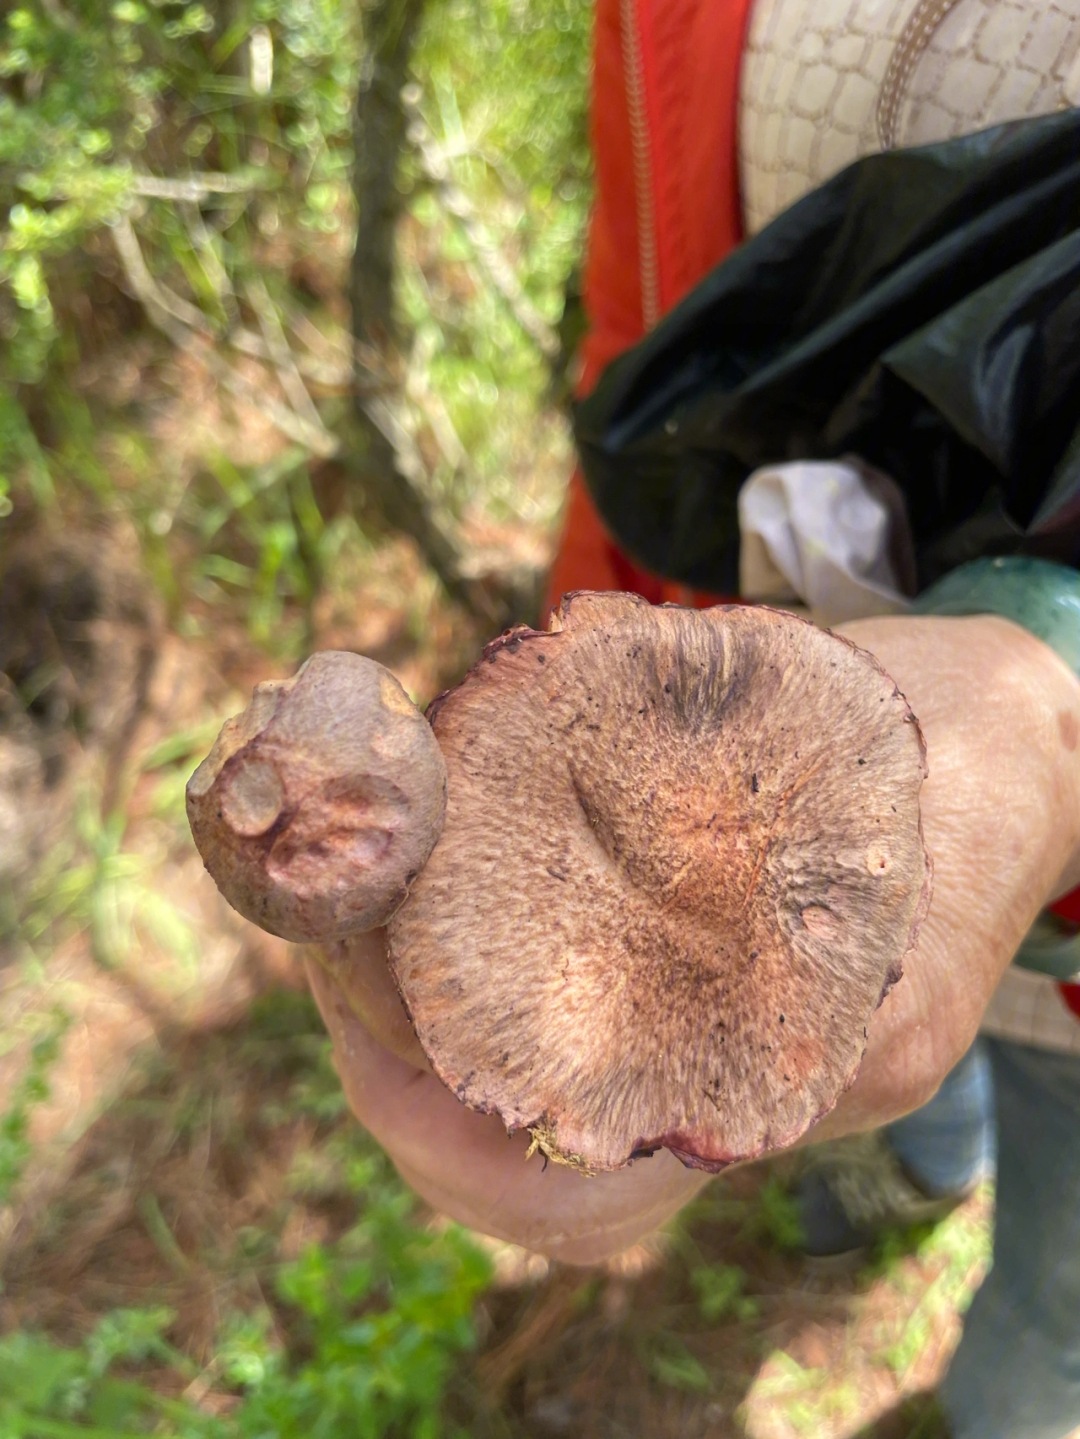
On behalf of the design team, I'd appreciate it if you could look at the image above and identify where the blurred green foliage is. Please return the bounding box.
[690,1261,760,1324]
[0,0,591,569]
[0,993,492,1437]
[0,0,353,388]
[0,1007,68,1209]
[408,0,590,510]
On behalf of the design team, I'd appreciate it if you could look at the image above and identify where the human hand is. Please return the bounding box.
[305,937,715,1264]
[812,613,1080,1138]
[307,614,1080,1262]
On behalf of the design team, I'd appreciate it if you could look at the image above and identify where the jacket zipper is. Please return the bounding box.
[620,0,661,331]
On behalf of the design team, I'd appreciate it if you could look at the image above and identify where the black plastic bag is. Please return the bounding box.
[574,110,1080,595]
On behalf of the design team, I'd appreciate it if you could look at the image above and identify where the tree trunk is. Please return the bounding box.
[350,0,487,617]
[352,0,425,350]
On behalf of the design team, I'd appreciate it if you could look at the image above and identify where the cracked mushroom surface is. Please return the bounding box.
[389,592,930,1174]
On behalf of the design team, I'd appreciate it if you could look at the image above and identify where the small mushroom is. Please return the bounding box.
[187,597,930,1174]
[187,651,447,943]
[389,594,929,1172]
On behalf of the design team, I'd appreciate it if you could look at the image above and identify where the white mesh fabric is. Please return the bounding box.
[739,0,1080,235]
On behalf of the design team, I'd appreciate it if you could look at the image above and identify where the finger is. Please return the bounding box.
[305,957,710,1264]
[308,929,429,1069]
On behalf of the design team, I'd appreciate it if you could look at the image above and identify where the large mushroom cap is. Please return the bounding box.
[389,593,930,1173]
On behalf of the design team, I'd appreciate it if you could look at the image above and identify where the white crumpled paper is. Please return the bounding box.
[738,459,916,626]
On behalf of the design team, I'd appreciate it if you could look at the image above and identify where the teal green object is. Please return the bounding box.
[913,557,1080,675]
[915,557,1080,980]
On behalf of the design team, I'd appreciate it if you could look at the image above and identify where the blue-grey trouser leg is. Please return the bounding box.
[936,1038,1080,1439]
[886,1038,996,1197]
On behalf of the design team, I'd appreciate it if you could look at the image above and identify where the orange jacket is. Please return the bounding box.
[546,0,755,613]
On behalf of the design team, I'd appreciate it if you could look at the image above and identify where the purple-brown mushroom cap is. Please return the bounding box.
[388,593,930,1173]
